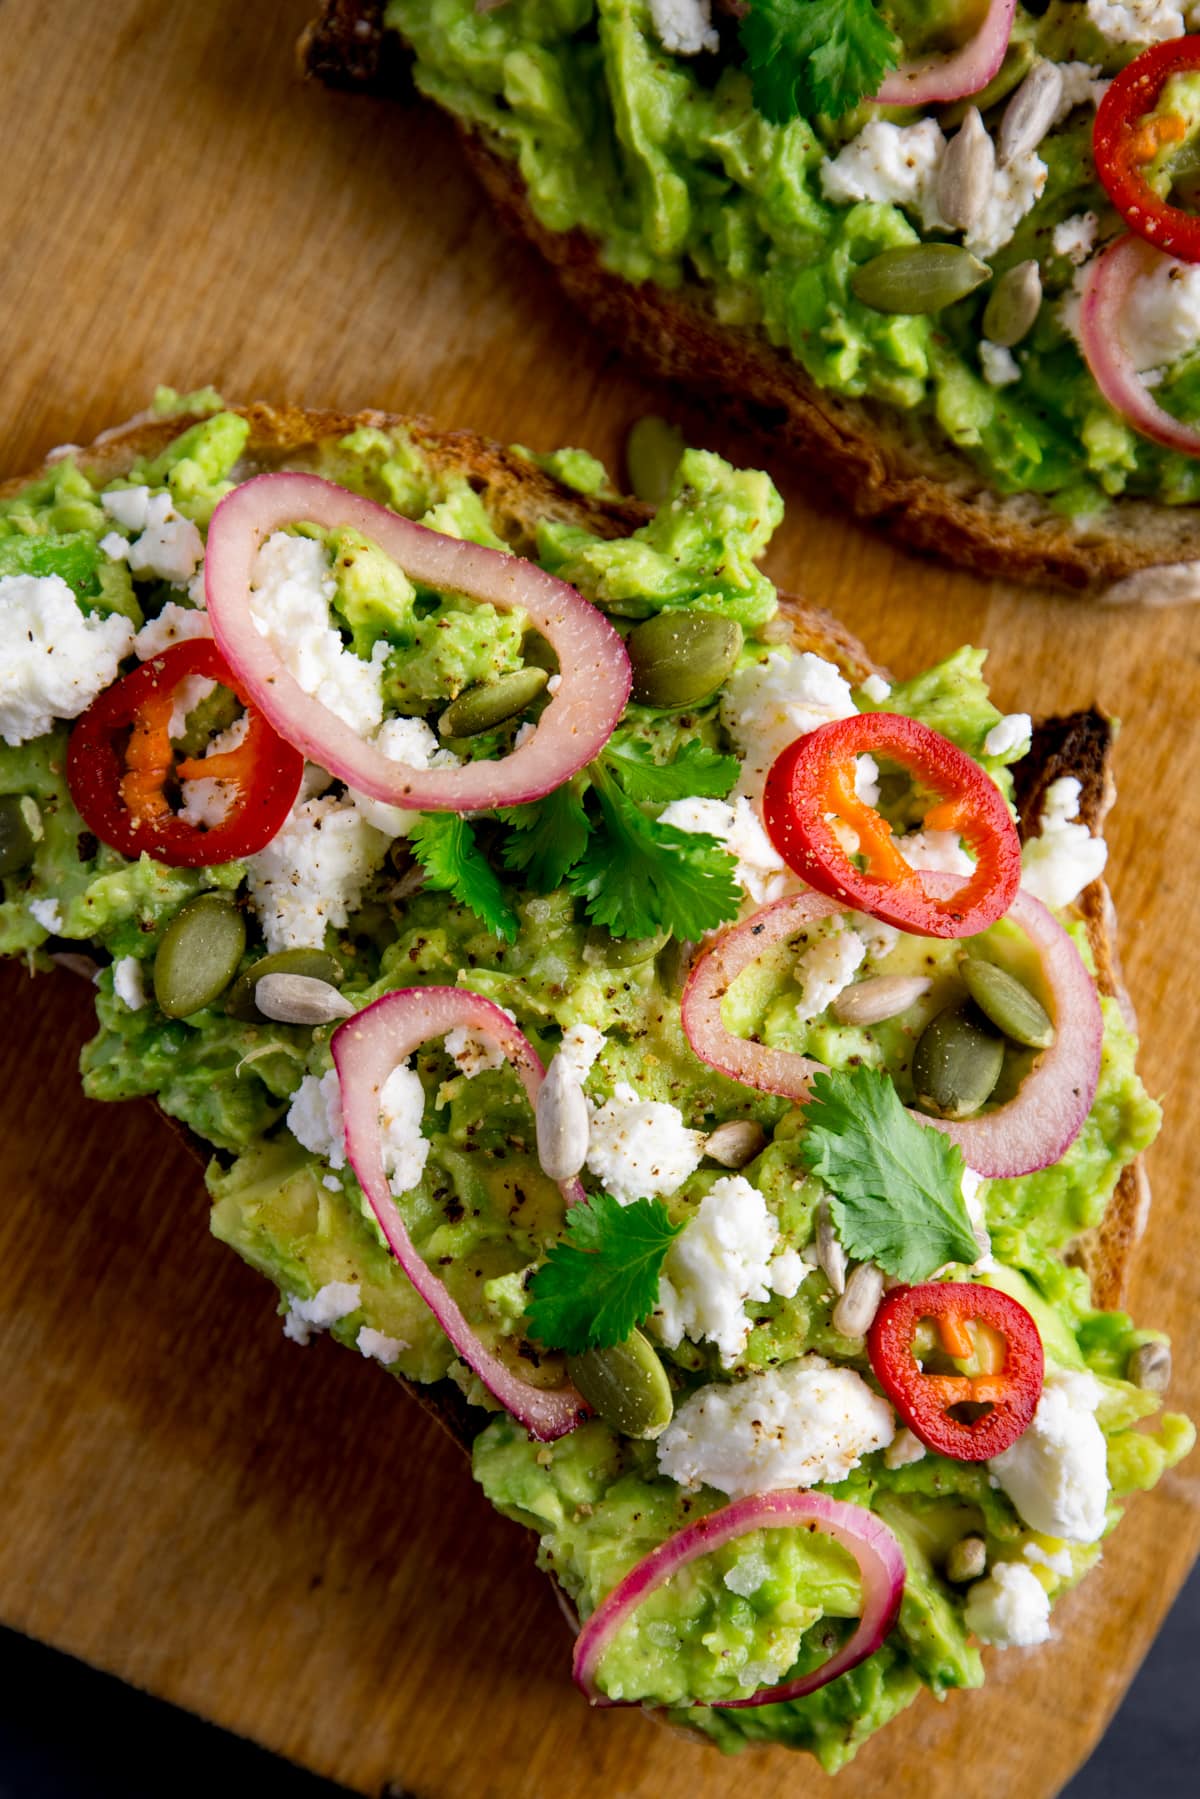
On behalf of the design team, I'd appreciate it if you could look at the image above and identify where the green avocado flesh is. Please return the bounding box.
[385,0,1200,512]
[1,405,1191,1769]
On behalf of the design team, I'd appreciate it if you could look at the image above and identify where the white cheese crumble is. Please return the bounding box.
[131,600,213,661]
[250,531,387,737]
[794,920,867,1022]
[177,713,250,829]
[111,956,146,1011]
[656,1355,895,1498]
[444,1004,516,1080]
[655,1175,802,1365]
[860,674,891,704]
[380,1060,430,1197]
[1020,776,1108,911]
[1053,212,1100,268]
[964,1561,1052,1647]
[989,1369,1110,1543]
[648,0,718,54]
[350,714,460,838]
[967,151,1048,260]
[984,712,1033,758]
[0,573,135,746]
[980,342,1021,387]
[586,1082,704,1204]
[287,1068,347,1169]
[101,488,204,587]
[721,650,858,804]
[1086,0,1186,43]
[356,1325,407,1364]
[283,1280,360,1346]
[820,121,946,232]
[897,828,974,876]
[1053,64,1109,125]
[246,793,389,952]
[884,1428,928,1470]
[657,793,788,904]
[555,1022,607,1084]
[1117,254,1200,374]
[29,897,63,934]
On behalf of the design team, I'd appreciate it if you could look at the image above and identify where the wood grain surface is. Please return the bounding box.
[1,4,1196,1796]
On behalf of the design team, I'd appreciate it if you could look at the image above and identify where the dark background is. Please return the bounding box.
[0,1560,1194,1799]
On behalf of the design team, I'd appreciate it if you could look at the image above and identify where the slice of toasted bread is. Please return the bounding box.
[297,1,1200,598]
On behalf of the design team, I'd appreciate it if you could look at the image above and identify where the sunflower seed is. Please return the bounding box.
[998,59,1064,168]
[945,1536,988,1584]
[536,1055,590,1181]
[703,1119,766,1168]
[937,107,995,234]
[982,260,1042,348]
[253,973,356,1026]
[832,1262,885,1339]
[815,1199,847,1297]
[833,973,932,1027]
[1128,1341,1172,1392]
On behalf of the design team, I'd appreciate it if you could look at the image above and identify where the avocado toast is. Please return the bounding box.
[302,1,1200,594]
[0,398,1191,1769]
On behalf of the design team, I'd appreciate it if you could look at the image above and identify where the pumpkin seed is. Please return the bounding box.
[832,1262,885,1338]
[567,1329,674,1439]
[153,894,246,1019]
[438,665,549,739]
[945,1535,988,1584]
[833,972,932,1027]
[912,1000,1005,1119]
[583,925,669,968]
[536,1055,590,1182]
[627,611,744,710]
[703,1119,766,1168]
[936,107,995,234]
[959,956,1055,1050]
[626,416,685,507]
[982,260,1042,348]
[816,1199,847,1297]
[226,948,343,1021]
[851,245,991,315]
[940,40,1035,129]
[0,794,41,876]
[998,58,1064,167]
[253,973,355,1026]
[521,629,560,675]
[1128,1341,1172,1393]
[657,937,696,996]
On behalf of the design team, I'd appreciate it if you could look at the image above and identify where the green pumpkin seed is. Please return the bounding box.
[657,937,695,996]
[911,1001,1004,1120]
[0,794,41,876]
[627,611,743,709]
[521,629,560,675]
[959,956,1055,1050]
[567,1330,674,1440]
[153,893,247,1019]
[940,39,1035,129]
[851,245,991,316]
[626,416,685,507]
[583,925,669,968]
[438,666,549,739]
[225,948,343,1021]
[982,260,1042,348]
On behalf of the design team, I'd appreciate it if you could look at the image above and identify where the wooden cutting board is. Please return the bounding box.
[1,4,1196,1795]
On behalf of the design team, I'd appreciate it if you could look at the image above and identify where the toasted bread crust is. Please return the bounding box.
[297,0,1200,596]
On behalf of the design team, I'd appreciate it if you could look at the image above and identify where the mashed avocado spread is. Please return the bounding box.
[385,0,1200,512]
[0,400,1191,1768]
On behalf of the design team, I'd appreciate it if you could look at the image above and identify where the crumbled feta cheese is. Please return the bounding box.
[884,1428,927,1470]
[101,487,152,532]
[655,1175,798,1365]
[103,489,204,586]
[379,1060,430,1197]
[350,714,460,837]
[586,1082,704,1204]
[177,713,250,829]
[112,956,146,1011]
[555,1022,606,1084]
[794,921,867,1022]
[768,1247,806,1298]
[989,1370,1110,1542]
[1116,253,1200,374]
[898,829,974,876]
[1053,212,1100,268]
[860,674,891,704]
[132,600,212,661]
[0,573,135,746]
[444,1004,516,1080]
[1053,64,1109,127]
[356,1325,407,1364]
[250,532,387,737]
[246,793,389,951]
[984,713,1032,758]
[283,1280,360,1346]
[1024,1540,1074,1577]
[722,651,858,804]
[1020,776,1107,910]
[820,121,946,232]
[656,1355,895,1498]
[961,1167,994,1266]
[852,913,900,963]
[964,1561,1052,1647]
[657,793,788,904]
[287,1068,347,1169]
[648,0,718,55]
[980,341,1021,387]
[1086,0,1186,43]
[967,151,1048,260]
[29,897,63,934]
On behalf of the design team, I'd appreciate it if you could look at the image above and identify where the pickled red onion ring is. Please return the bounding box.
[871,0,1016,106]
[1079,235,1200,457]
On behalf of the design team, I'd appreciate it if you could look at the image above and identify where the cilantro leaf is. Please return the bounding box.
[798,1067,979,1282]
[527,1192,683,1354]
[569,767,741,941]
[740,0,900,124]
[408,813,519,943]
[602,738,739,804]
[499,780,591,892]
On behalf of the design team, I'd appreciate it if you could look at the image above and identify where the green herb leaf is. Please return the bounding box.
[740,0,900,124]
[527,1192,684,1354]
[499,780,592,892]
[798,1066,979,1282]
[602,738,740,804]
[408,813,519,943]
[569,768,741,941]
